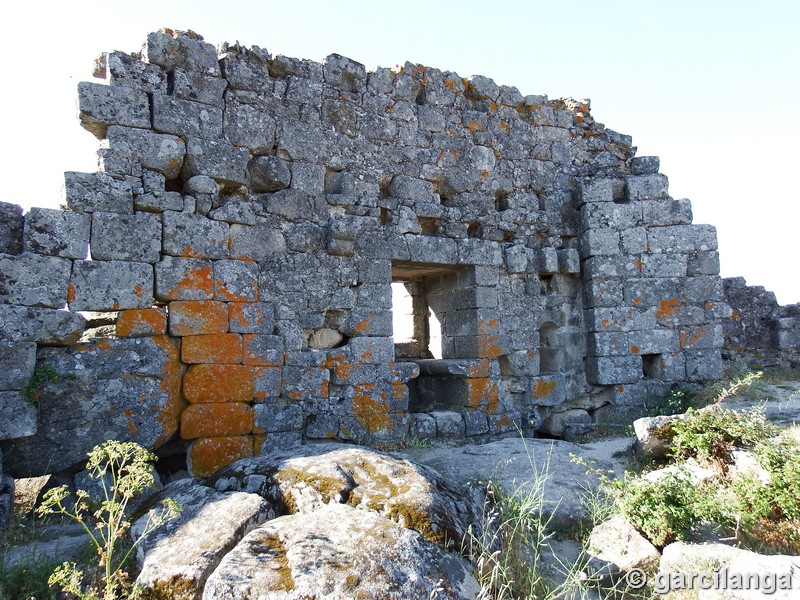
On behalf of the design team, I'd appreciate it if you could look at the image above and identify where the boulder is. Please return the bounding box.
[133,479,271,599]
[416,437,623,530]
[202,503,480,600]
[209,443,481,549]
[0,336,185,476]
[634,414,683,458]
[587,514,660,576]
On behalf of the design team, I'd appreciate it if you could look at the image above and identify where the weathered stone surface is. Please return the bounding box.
[0,202,23,255]
[203,503,480,600]
[169,300,229,336]
[0,305,85,345]
[63,171,133,214]
[540,408,592,437]
[213,260,259,302]
[162,211,230,259]
[144,31,221,76]
[2,527,91,568]
[224,98,276,152]
[0,336,184,476]
[0,341,36,391]
[0,253,71,308]
[417,438,622,529]
[77,81,150,138]
[229,302,274,334]
[633,414,683,458]
[587,514,660,575]
[116,307,168,337]
[90,211,162,263]
[229,224,286,261]
[133,478,269,598]
[0,391,37,440]
[152,93,224,138]
[247,156,291,192]
[69,260,153,310]
[183,364,254,403]
[106,125,186,179]
[182,333,243,364]
[181,137,249,186]
[155,256,214,300]
[181,402,253,438]
[210,443,481,550]
[103,50,167,93]
[23,207,90,258]
[171,67,227,105]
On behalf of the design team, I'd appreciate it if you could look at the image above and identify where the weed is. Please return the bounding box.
[21,364,63,404]
[37,440,181,600]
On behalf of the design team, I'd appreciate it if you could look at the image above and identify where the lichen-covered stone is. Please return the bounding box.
[144,31,221,76]
[0,254,71,308]
[105,125,186,179]
[183,364,254,403]
[162,211,230,259]
[63,171,133,214]
[0,341,36,391]
[0,305,85,345]
[0,336,184,476]
[90,211,162,263]
[0,391,37,441]
[23,208,89,259]
[247,156,292,192]
[133,479,269,597]
[202,503,479,600]
[181,137,249,186]
[69,260,153,311]
[0,202,24,255]
[155,256,214,301]
[209,444,481,550]
[77,81,150,138]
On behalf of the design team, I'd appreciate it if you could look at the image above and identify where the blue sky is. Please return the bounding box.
[2,0,797,303]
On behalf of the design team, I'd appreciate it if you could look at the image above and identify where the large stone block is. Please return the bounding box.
[63,171,133,214]
[183,364,255,403]
[106,126,186,179]
[152,93,223,139]
[625,173,668,200]
[0,391,37,440]
[224,99,276,153]
[0,336,184,475]
[389,175,435,203]
[229,302,275,334]
[229,224,286,261]
[213,260,259,302]
[0,254,71,308]
[116,308,168,337]
[155,256,214,300]
[323,53,367,93]
[220,52,273,91]
[171,67,228,105]
[0,202,23,255]
[685,349,724,381]
[181,137,250,186]
[169,300,228,336]
[253,402,303,433]
[586,355,642,385]
[182,333,243,364]
[253,366,282,400]
[247,156,291,192]
[180,403,254,439]
[23,208,90,259]
[0,341,36,391]
[0,305,85,345]
[101,50,167,93]
[242,335,285,366]
[91,212,162,263]
[162,211,231,259]
[277,119,330,162]
[144,31,221,76]
[69,260,153,311]
[77,81,150,138]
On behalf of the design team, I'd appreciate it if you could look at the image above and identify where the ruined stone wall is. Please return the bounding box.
[0,30,728,477]
[722,277,800,370]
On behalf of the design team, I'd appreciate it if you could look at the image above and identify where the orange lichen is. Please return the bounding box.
[188,436,254,478]
[166,263,213,300]
[183,364,254,403]
[481,170,490,179]
[168,300,228,336]
[150,335,186,446]
[355,318,373,334]
[466,120,484,132]
[478,319,503,359]
[133,284,145,298]
[323,353,356,382]
[635,259,643,273]
[67,284,76,304]
[533,378,557,399]
[116,308,167,337]
[181,403,254,439]
[630,345,640,354]
[182,333,243,364]
[656,298,682,320]
[352,383,394,433]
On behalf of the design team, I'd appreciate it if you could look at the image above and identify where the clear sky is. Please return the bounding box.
[1,0,797,303]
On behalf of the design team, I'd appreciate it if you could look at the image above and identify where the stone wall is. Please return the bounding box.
[722,277,800,370]
[0,29,732,478]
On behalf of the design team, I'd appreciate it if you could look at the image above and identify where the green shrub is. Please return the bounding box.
[669,405,776,464]
[615,469,726,547]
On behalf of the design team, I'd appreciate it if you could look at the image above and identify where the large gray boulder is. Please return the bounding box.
[587,514,660,577]
[0,336,185,476]
[202,503,480,600]
[133,479,271,599]
[209,443,481,550]
[416,437,625,530]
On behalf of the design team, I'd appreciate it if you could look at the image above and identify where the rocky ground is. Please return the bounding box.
[2,380,799,599]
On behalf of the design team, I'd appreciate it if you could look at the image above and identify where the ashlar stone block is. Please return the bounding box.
[162,212,230,259]
[91,212,162,263]
[24,208,90,259]
[106,126,187,180]
[0,254,71,308]
[69,260,153,311]
[77,82,150,138]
